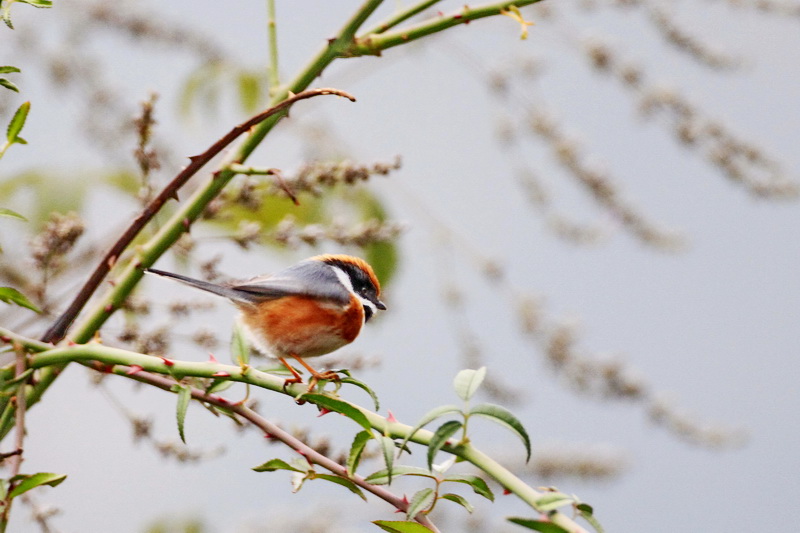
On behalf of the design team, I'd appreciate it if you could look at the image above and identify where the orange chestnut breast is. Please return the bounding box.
[239,294,364,358]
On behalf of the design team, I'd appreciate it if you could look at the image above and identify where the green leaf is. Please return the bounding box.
[0,287,41,313]
[8,473,66,499]
[534,492,575,512]
[0,207,26,220]
[577,504,605,533]
[469,403,531,462]
[441,492,474,513]
[379,435,395,484]
[252,458,305,473]
[313,473,367,501]
[0,79,19,93]
[230,321,250,366]
[339,375,380,411]
[453,367,487,401]
[173,384,191,444]
[406,487,435,520]
[507,518,570,533]
[372,521,436,533]
[427,420,462,471]
[17,0,53,6]
[347,430,373,476]
[205,377,234,394]
[302,393,373,433]
[442,474,494,501]
[364,465,433,485]
[397,404,461,457]
[7,101,30,143]
[0,67,21,74]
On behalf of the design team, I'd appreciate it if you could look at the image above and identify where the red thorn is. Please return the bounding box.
[182,218,191,231]
[386,410,398,423]
[126,365,143,375]
[101,364,115,374]
[464,19,470,24]
[104,304,114,313]
[453,14,463,19]
[107,280,116,287]
[107,255,117,269]
[67,340,77,346]
[212,371,230,377]
[263,433,273,439]
[217,397,229,405]
[207,352,218,363]
[296,448,307,456]
[317,408,332,417]
[437,11,444,16]
[402,494,410,505]
[503,488,512,495]
[0,335,10,343]
[160,356,175,367]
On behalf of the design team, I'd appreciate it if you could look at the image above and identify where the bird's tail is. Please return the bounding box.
[144,268,249,303]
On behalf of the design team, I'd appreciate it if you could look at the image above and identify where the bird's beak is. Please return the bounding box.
[375,300,387,311]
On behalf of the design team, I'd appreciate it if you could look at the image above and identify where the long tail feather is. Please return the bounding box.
[144,268,248,303]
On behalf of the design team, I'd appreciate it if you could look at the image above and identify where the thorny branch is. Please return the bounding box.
[41,88,355,344]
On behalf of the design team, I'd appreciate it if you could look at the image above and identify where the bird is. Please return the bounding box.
[144,254,386,389]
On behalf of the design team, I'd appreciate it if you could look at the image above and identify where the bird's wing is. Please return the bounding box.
[229,261,351,305]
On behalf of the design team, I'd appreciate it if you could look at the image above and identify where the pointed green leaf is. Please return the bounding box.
[0,79,19,93]
[508,518,570,533]
[372,521,436,533]
[534,492,574,512]
[339,376,380,410]
[172,384,191,443]
[252,458,305,473]
[230,321,250,366]
[18,0,53,6]
[0,67,21,74]
[0,207,26,220]
[398,404,461,457]
[379,435,395,484]
[7,101,30,142]
[302,393,373,433]
[469,403,531,462]
[441,492,474,513]
[453,367,486,401]
[407,487,435,520]
[0,287,41,313]
[442,474,494,501]
[364,465,433,485]
[8,473,66,499]
[313,474,367,501]
[427,420,462,470]
[347,430,373,476]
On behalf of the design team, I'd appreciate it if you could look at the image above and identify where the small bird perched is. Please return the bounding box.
[145,254,386,389]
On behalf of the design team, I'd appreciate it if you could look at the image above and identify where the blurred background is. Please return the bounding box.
[1,0,799,531]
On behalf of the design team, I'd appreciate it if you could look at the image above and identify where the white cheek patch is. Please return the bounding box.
[331,265,354,292]
[331,265,374,322]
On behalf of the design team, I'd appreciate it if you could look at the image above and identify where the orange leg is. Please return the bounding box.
[278,356,304,387]
[289,354,340,382]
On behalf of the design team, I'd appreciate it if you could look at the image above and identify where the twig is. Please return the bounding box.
[0,344,30,528]
[352,0,545,56]
[363,0,444,35]
[40,87,355,344]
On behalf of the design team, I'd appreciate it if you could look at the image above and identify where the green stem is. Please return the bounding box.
[363,0,444,35]
[352,0,544,56]
[267,0,280,91]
